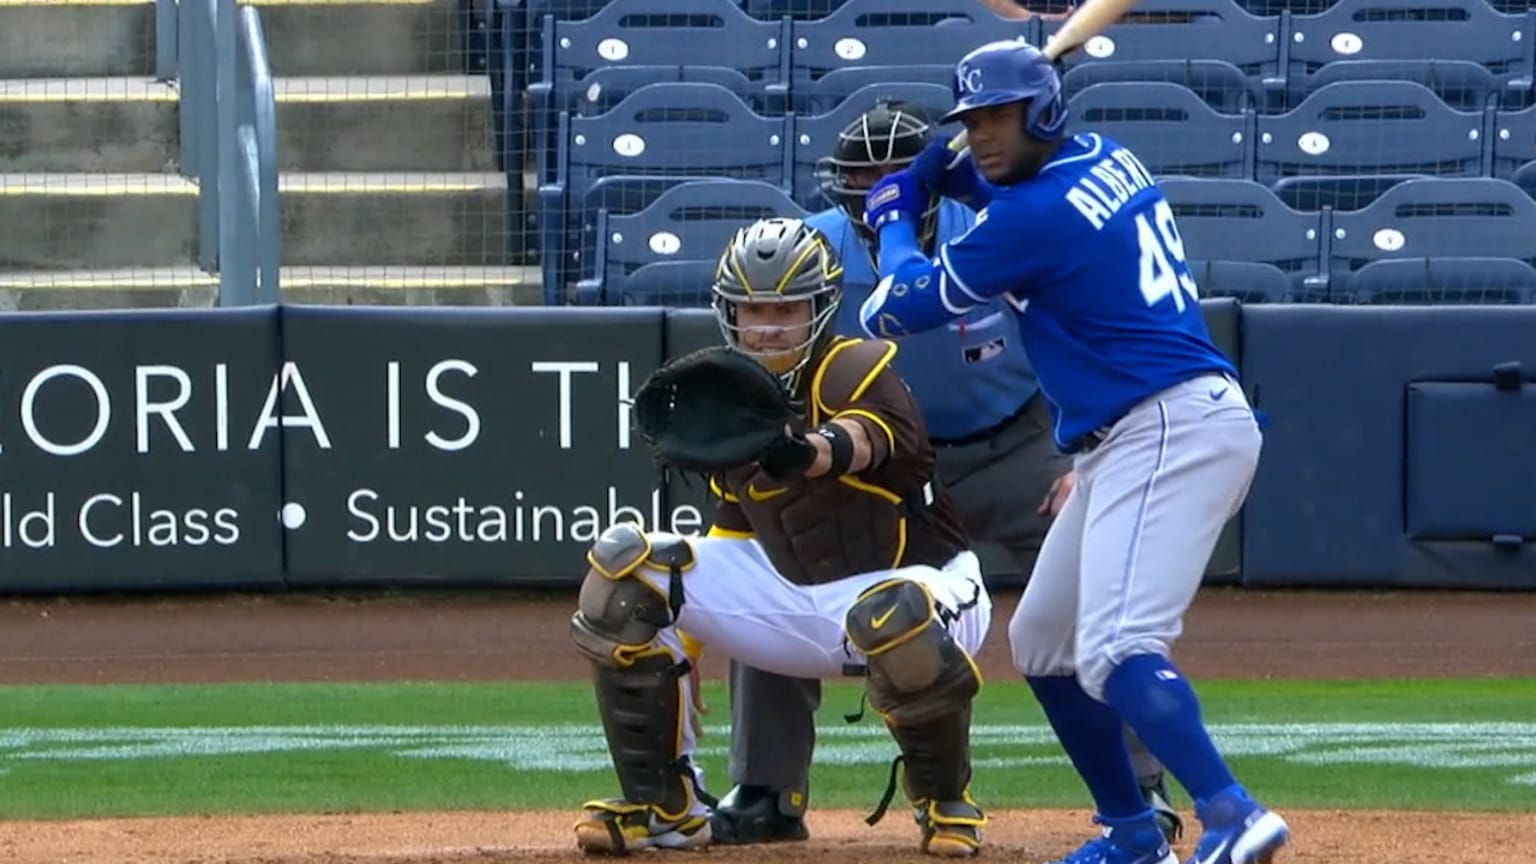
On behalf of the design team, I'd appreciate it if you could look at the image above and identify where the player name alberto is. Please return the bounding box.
[1062,137,1158,231]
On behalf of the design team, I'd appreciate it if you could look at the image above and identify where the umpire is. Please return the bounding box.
[709,101,1182,846]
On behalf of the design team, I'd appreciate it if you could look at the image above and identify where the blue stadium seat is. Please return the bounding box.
[1271,173,1418,211]
[1069,82,1257,178]
[526,0,790,186]
[1285,0,1531,107]
[575,179,806,304]
[607,259,723,306]
[1062,60,1262,113]
[788,82,957,208]
[539,83,792,302]
[1491,103,1536,184]
[1286,59,1499,112]
[743,0,855,20]
[1043,0,1284,96]
[800,64,955,114]
[1159,177,1328,292]
[1326,178,1536,289]
[1188,259,1295,302]
[788,0,1027,92]
[1341,257,1536,304]
[1254,81,1491,186]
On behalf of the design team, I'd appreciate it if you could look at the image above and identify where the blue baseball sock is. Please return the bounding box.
[1103,653,1237,803]
[1026,674,1148,821]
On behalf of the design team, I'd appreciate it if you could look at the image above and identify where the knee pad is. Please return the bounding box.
[844,578,981,726]
[570,522,696,668]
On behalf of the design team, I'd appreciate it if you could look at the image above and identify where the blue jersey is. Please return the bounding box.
[810,201,1043,441]
[860,132,1237,452]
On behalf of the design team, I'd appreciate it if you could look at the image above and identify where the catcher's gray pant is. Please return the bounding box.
[727,394,1168,794]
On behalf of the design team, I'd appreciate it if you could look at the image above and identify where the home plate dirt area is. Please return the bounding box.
[1,585,1533,864]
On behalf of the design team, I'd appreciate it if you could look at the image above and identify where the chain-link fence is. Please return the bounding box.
[2,0,1535,309]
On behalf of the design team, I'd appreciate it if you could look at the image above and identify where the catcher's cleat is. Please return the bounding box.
[915,797,986,857]
[1142,777,1184,843]
[574,799,712,856]
[709,784,810,845]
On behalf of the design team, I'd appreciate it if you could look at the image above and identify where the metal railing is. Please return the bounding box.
[177,0,282,307]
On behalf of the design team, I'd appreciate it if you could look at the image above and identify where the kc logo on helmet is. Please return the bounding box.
[959,66,983,94]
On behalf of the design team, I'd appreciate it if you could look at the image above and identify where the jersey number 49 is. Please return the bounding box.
[1136,199,1200,314]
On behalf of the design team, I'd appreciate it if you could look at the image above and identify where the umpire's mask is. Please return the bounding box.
[815,99,942,249]
[711,218,843,392]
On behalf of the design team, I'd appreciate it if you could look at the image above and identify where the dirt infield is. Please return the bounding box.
[1,585,1534,864]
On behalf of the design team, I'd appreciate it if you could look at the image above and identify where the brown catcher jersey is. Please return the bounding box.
[707,336,970,585]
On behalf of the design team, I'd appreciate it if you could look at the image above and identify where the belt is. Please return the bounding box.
[930,399,1032,448]
[1067,426,1112,455]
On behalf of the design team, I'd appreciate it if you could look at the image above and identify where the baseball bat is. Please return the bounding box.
[946,0,1143,163]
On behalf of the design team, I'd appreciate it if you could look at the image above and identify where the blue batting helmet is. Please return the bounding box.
[941,38,1067,142]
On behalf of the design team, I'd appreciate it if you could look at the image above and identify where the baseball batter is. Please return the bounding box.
[570,217,993,857]
[713,100,1181,848]
[856,40,1290,864]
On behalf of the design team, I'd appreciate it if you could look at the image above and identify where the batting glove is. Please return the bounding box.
[863,169,925,232]
[908,135,986,207]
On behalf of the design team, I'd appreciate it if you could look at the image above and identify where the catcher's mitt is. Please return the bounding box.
[632,346,797,473]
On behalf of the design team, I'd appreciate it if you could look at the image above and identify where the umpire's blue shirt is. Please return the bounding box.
[811,200,1043,441]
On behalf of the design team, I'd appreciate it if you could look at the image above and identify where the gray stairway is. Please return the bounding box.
[0,0,538,309]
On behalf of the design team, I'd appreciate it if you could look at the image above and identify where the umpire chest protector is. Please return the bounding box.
[715,338,968,585]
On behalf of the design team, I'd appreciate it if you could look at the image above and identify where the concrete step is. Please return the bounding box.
[0,76,496,173]
[274,76,495,171]
[255,0,465,77]
[280,171,513,265]
[0,0,156,78]
[0,78,179,173]
[0,173,197,270]
[0,265,542,309]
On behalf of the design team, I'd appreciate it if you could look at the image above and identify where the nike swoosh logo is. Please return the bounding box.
[871,605,899,629]
[1209,386,1228,401]
[1195,837,1233,864]
[746,484,786,501]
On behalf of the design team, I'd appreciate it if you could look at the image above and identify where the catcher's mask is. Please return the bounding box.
[815,99,941,248]
[711,217,843,390]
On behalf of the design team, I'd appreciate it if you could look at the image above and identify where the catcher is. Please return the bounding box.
[570,217,993,857]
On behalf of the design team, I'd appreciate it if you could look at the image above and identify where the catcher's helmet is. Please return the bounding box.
[815,100,941,245]
[711,217,843,387]
[943,38,1067,142]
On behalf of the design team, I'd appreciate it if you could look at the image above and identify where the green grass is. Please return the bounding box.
[1,678,1533,819]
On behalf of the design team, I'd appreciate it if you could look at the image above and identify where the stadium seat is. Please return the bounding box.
[1285,59,1499,113]
[1284,0,1532,108]
[1187,259,1295,302]
[574,179,807,304]
[1491,103,1536,184]
[1043,0,1285,96]
[743,0,855,20]
[526,0,790,185]
[538,83,792,302]
[607,259,724,306]
[1068,82,1257,178]
[800,64,955,114]
[789,81,958,208]
[1159,177,1328,292]
[788,0,1028,93]
[1254,81,1491,186]
[1062,60,1262,113]
[1326,177,1536,291]
[1340,256,1536,304]
[1271,173,1419,211]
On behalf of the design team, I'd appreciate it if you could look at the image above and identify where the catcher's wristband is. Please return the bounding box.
[814,423,856,476]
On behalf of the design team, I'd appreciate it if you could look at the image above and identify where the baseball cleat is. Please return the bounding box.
[915,798,986,857]
[1142,777,1184,842]
[709,785,810,845]
[573,799,711,856]
[1184,786,1290,864]
[1047,819,1178,864]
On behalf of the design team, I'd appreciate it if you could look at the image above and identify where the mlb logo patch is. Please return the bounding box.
[963,337,1006,364]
